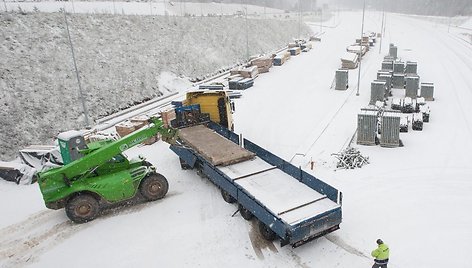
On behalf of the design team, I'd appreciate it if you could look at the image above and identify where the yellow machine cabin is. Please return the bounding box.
[184,91,234,130]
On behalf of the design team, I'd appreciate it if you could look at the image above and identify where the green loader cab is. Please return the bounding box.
[37,118,175,223]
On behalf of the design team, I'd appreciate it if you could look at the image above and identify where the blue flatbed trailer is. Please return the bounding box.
[170,122,342,247]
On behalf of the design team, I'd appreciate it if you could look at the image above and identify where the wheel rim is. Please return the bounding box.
[76,203,92,216]
[149,181,162,195]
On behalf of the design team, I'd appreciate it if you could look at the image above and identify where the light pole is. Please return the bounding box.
[356,0,366,96]
[63,10,90,127]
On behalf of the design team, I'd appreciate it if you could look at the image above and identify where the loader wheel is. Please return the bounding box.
[238,204,253,221]
[258,220,276,241]
[140,173,169,201]
[65,194,100,224]
[221,190,236,204]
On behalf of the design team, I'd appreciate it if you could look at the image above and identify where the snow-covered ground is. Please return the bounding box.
[1,10,472,268]
[2,1,285,16]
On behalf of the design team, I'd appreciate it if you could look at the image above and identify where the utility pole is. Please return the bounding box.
[356,0,366,96]
[3,0,7,12]
[63,10,90,127]
[245,0,249,60]
[298,0,301,39]
[112,0,116,15]
[320,8,323,34]
[379,1,385,54]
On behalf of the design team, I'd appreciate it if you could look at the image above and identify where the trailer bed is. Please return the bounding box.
[219,157,340,225]
[178,125,254,166]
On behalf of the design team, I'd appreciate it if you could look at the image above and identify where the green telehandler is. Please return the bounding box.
[37,118,176,223]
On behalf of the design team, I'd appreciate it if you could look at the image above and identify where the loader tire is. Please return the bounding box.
[238,204,253,221]
[221,190,236,204]
[65,194,100,224]
[258,220,276,241]
[140,173,169,201]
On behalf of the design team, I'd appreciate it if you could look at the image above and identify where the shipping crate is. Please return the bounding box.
[381,61,394,71]
[370,81,387,104]
[335,69,349,90]
[405,61,418,74]
[357,110,378,146]
[405,76,420,99]
[393,61,405,74]
[392,74,405,89]
[229,76,245,90]
[380,112,401,148]
[237,78,254,90]
[420,82,434,101]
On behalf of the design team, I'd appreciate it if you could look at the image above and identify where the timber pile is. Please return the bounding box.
[332,147,369,169]
[251,56,273,73]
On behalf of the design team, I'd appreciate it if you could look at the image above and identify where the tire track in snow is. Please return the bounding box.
[0,192,180,267]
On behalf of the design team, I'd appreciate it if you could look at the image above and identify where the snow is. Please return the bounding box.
[1,9,472,268]
[3,1,285,16]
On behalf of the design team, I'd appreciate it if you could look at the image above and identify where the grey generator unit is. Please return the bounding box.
[335,69,349,90]
[393,61,404,74]
[405,76,420,99]
[357,110,378,145]
[378,74,393,97]
[370,81,387,104]
[420,82,434,101]
[389,45,398,59]
[380,112,401,147]
[392,74,405,88]
[405,61,418,75]
[381,61,394,71]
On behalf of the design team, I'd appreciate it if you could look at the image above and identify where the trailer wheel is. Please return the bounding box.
[65,194,100,223]
[221,190,236,203]
[140,173,169,201]
[258,220,276,241]
[238,204,253,221]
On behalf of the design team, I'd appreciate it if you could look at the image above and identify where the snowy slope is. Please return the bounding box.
[1,11,472,268]
[3,1,285,16]
[0,12,310,161]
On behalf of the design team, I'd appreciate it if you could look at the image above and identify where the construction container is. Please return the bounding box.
[381,61,394,71]
[237,78,254,90]
[378,74,392,96]
[229,77,245,90]
[405,61,418,74]
[420,82,434,101]
[400,116,409,132]
[335,69,349,90]
[370,81,386,104]
[405,75,420,99]
[357,110,378,146]
[389,45,398,59]
[393,61,404,74]
[289,47,301,56]
[341,52,358,69]
[392,74,405,88]
[380,112,401,147]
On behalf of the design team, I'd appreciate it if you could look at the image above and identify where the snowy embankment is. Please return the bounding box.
[2,1,285,16]
[0,12,310,160]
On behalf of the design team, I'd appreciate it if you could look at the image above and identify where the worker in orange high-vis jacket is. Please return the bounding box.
[371,239,389,268]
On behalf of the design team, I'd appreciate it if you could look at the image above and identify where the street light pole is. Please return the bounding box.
[63,10,90,127]
[356,0,366,96]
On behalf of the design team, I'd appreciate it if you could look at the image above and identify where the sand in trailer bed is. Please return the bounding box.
[177,125,255,166]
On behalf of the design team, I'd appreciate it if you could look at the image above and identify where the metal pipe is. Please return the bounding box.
[63,10,90,127]
[356,0,366,96]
